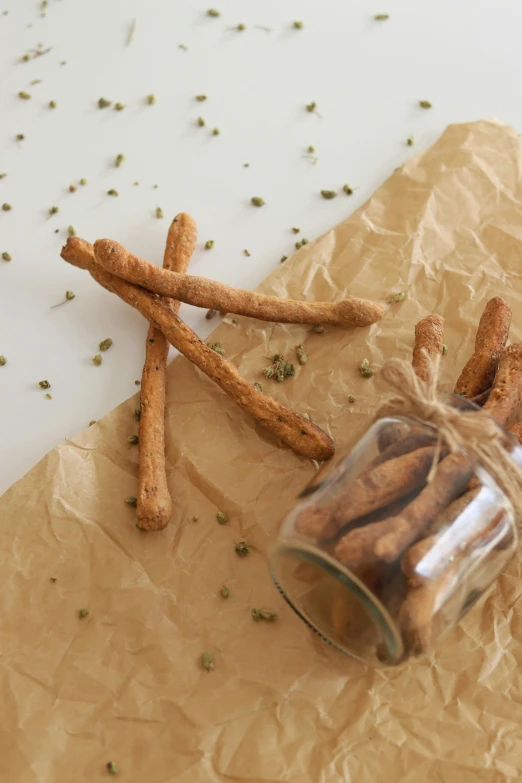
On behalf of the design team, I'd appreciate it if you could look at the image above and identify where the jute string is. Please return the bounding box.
[376,356,522,518]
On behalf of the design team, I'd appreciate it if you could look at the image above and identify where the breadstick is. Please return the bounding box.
[412,314,445,383]
[397,564,457,655]
[454,297,511,398]
[295,446,438,541]
[61,238,334,462]
[93,238,385,328]
[137,214,197,531]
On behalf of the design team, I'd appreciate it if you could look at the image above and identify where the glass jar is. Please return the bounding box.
[269,412,520,665]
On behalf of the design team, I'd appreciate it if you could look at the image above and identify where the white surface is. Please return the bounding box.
[1,0,522,494]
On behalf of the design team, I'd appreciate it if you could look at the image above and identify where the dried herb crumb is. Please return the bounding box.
[0,174,6,179]
[51,290,75,308]
[320,189,337,200]
[251,196,265,207]
[220,585,230,598]
[125,496,137,507]
[155,206,164,219]
[243,162,250,167]
[208,342,225,355]
[115,153,125,168]
[133,181,140,186]
[196,95,207,102]
[99,338,113,351]
[252,608,277,621]
[89,420,97,426]
[216,511,228,525]
[296,344,308,365]
[243,249,251,257]
[127,434,139,444]
[312,324,324,334]
[442,344,448,355]
[280,255,288,263]
[293,20,304,28]
[388,292,405,304]
[295,238,309,249]
[263,354,295,382]
[78,608,89,619]
[0,356,6,366]
[205,309,216,320]
[39,380,50,389]
[204,240,214,250]
[16,134,25,141]
[374,13,389,20]
[134,380,140,385]
[98,97,111,109]
[343,184,353,195]
[2,252,11,261]
[291,227,300,234]
[235,541,249,557]
[192,515,199,522]
[18,91,31,100]
[348,395,356,403]
[2,203,12,211]
[407,136,414,146]
[207,8,220,16]
[80,178,88,185]
[115,102,126,111]
[49,577,57,582]
[146,94,157,105]
[419,100,432,109]
[307,145,315,153]
[107,189,118,197]
[49,100,57,109]
[232,318,238,324]
[197,116,205,127]
[107,762,120,775]
[49,205,59,216]
[253,382,263,392]
[69,184,77,193]
[306,101,317,112]
[212,127,220,136]
[92,354,102,366]
[45,393,52,400]
[202,651,214,671]
[360,358,375,378]
[134,408,141,421]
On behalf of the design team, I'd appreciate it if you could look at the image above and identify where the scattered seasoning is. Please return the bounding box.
[374,13,389,20]
[204,240,214,250]
[296,344,308,365]
[220,585,230,598]
[69,184,77,193]
[30,79,42,86]
[207,8,220,16]
[107,189,118,196]
[2,203,12,211]
[291,227,300,234]
[67,225,76,237]
[312,324,324,334]
[407,136,414,146]
[48,100,57,109]
[89,420,97,426]
[307,145,315,153]
[39,380,51,389]
[179,44,188,50]
[49,577,57,582]
[243,249,251,257]
[125,496,138,507]
[155,206,164,219]
[295,238,309,249]
[99,338,113,351]
[80,178,88,185]
[388,292,405,304]
[51,290,75,308]
[252,608,261,622]
[45,393,52,400]
[229,23,246,30]
[235,541,249,557]
[253,382,263,392]
[0,174,6,179]
[18,91,31,100]
[205,309,217,320]
[208,342,225,355]
[134,408,141,421]
[360,359,375,378]
[212,127,220,136]
[263,354,295,383]
[49,205,59,216]
[197,116,205,127]
[251,196,265,207]
[133,181,140,186]
[98,97,111,109]
[2,252,11,261]
[0,356,6,366]
[232,318,238,325]
[301,412,310,420]
[92,354,102,366]
[280,255,288,263]
[252,608,277,621]
[126,17,137,46]
[192,515,199,522]
[202,652,214,671]
[115,153,125,168]
[306,101,317,112]
[134,380,140,385]
[348,395,356,403]
[343,184,354,195]
[127,434,139,444]
[78,608,89,619]
[107,761,120,776]
[196,95,207,102]
[293,20,304,28]
[114,102,126,111]
[442,344,448,355]
[146,93,157,105]
[216,511,228,525]
[320,189,337,200]
[419,100,432,109]
[243,162,250,167]
[16,134,25,141]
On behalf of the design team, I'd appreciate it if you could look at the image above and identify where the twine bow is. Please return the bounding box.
[376,356,522,519]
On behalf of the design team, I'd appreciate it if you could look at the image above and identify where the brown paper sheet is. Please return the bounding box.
[2,119,522,782]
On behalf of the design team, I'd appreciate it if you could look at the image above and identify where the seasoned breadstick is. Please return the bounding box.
[138,213,197,532]
[412,314,444,383]
[454,297,511,398]
[61,238,334,462]
[92,238,385,328]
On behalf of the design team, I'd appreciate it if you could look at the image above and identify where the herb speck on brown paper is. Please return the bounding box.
[360,358,375,378]
[387,292,405,304]
[78,608,89,619]
[296,344,307,365]
[208,342,225,355]
[125,496,137,507]
[235,541,249,557]
[220,585,230,598]
[216,511,228,524]
[202,651,214,671]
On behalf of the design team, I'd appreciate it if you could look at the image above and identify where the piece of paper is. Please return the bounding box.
[2,119,522,782]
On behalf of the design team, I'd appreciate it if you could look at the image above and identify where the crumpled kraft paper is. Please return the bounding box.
[2,119,522,783]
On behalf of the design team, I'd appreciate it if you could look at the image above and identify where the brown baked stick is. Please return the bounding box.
[61,237,334,462]
[137,214,197,532]
[92,238,385,328]
[397,564,457,655]
[296,445,438,542]
[412,314,445,383]
[454,297,511,398]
